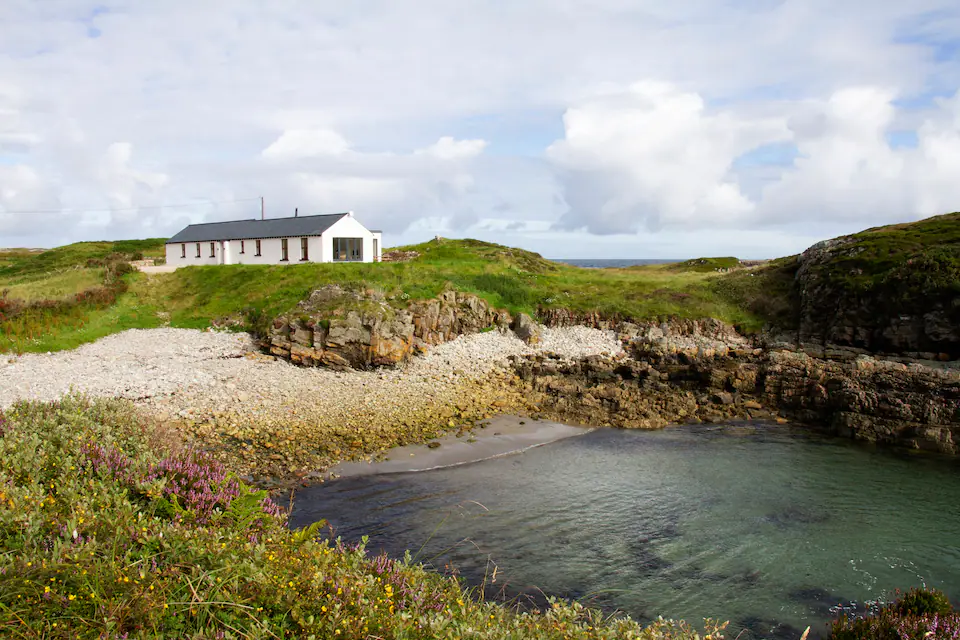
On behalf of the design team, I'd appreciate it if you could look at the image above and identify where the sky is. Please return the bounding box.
[1,1,960,258]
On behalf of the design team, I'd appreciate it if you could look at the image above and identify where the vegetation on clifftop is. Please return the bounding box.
[803,212,960,317]
[0,237,764,353]
[0,396,727,639]
[4,211,960,353]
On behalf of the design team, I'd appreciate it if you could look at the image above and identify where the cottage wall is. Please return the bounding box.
[164,216,380,266]
[165,241,222,266]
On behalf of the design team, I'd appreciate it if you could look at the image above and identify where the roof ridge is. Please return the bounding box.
[181,212,349,228]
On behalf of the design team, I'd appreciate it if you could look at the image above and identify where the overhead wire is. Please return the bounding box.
[0,197,262,215]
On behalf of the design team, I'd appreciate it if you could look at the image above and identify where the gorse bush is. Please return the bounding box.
[891,587,955,617]
[0,396,728,639]
[829,588,960,640]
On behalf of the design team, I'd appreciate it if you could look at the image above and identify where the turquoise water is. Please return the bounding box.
[289,423,960,639]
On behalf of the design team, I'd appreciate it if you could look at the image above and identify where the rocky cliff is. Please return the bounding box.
[508,320,960,454]
[783,214,960,358]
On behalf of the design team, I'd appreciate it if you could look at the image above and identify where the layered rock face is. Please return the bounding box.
[763,351,959,452]
[267,286,515,369]
[509,322,960,454]
[265,286,958,456]
[794,237,960,359]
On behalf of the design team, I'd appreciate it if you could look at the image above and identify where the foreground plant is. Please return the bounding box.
[829,587,960,640]
[0,396,725,639]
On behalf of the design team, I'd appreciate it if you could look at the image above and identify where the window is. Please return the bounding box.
[180,243,186,259]
[300,237,309,261]
[209,242,216,258]
[240,240,245,254]
[333,238,363,262]
[195,243,201,258]
[373,239,378,262]
[280,238,289,261]
[255,239,261,256]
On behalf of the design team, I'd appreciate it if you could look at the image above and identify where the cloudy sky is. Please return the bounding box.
[2,1,960,258]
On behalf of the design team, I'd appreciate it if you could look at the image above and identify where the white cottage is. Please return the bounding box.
[165,212,382,266]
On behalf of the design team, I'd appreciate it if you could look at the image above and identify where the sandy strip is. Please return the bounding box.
[322,415,592,479]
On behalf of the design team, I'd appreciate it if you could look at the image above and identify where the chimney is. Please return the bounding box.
[295,207,298,218]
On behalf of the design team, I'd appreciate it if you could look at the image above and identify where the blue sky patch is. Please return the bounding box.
[886,130,919,149]
[454,110,566,157]
[82,5,108,39]
[732,142,800,169]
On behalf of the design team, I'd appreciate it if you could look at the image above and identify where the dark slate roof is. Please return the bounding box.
[166,213,350,244]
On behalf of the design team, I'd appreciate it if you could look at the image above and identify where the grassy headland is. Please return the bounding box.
[1,237,765,353]
[0,241,167,353]
[3,212,959,354]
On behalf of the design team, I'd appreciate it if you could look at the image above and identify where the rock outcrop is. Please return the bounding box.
[791,222,960,359]
[508,320,960,455]
[267,286,512,369]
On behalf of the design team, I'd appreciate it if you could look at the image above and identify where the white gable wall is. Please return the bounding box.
[321,215,377,263]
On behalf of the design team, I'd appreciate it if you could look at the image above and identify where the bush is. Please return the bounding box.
[242,306,271,339]
[829,588,959,640]
[893,588,955,617]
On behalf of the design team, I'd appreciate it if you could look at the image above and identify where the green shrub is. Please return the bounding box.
[829,588,959,640]
[241,306,271,339]
[892,587,955,617]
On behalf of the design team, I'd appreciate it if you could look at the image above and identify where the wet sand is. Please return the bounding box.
[322,415,592,479]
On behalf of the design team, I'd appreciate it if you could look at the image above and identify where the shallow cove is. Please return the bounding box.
[289,423,960,639]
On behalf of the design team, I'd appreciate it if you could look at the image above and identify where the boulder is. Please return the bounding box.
[512,313,542,345]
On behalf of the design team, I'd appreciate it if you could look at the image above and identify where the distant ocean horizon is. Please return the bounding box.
[551,258,681,269]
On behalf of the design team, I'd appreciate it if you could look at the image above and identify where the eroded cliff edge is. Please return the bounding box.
[265,287,959,456]
[507,319,960,455]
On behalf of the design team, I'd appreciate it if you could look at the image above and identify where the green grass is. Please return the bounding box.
[0,396,727,639]
[665,257,741,273]
[812,212,960,305]
[709,257,801,331]
[0,237,784,353]
[144,239,762,334]
[0,239,165,280]
[0,284,166,353]
[1,268,105,302]
[7,213,960,354]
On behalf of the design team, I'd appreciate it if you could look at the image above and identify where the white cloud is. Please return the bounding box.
[262,129,350,160]
[756,87,960,224]
[416,136,487,161]
[547,83,960,236]
[548,81,789,233]
[258,133,489,232]
[0,0,959,254]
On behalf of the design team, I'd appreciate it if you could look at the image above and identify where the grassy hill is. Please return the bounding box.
[0,240,167,352]
[0,237,763,353]
[4,212,959,354]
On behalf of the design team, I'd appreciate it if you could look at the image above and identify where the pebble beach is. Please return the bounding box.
[0,326,621,482]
